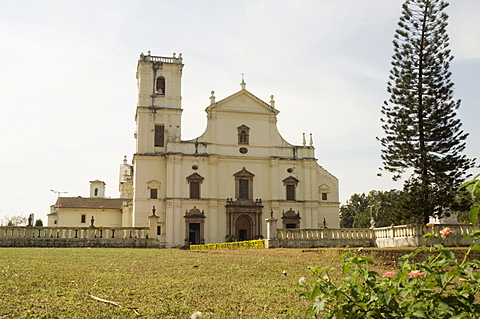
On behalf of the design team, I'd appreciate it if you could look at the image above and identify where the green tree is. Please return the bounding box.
[340,193,368,228]
[341,190,403,228]
[1,215,28,226]
[34,219,43,227]
[356,190,403,228]
[379,0,475,223]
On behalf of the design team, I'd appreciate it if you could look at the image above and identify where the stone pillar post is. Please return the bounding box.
[148,206,159,239]
[390,225,395,239]
[265,210,279,249]
[88,228,95,240]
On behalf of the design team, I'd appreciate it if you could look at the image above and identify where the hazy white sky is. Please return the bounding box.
[1,0,479,222]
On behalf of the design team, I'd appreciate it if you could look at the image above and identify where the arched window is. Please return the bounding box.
[237,125,250,145]
[94,188,98,196]
[156,76,165,95]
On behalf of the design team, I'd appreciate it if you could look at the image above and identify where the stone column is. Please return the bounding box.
[148,206,160,239]
[88,216,96,239]
[165,200,174,246]
[265,210,279,248]
[173,200,182,246]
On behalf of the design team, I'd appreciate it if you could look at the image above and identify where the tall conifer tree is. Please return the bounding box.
[379,0,475,222]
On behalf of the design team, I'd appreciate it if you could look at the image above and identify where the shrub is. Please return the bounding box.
[191,239,266,250]
[300,174,480,318]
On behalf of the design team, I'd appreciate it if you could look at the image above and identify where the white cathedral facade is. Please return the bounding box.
[127,52,339,246]
[50,52,340,247]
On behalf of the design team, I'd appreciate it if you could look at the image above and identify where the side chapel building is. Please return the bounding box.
[128,52,339,246]
[49,52,339,247]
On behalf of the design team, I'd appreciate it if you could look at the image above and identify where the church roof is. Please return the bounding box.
[54,197,130,210]
[205,86,279,115]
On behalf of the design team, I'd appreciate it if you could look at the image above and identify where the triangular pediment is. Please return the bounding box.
[233,167,255,178]
[205,89,279,115]
[147,180,160,187]
[319,184,330,192]
[186,172,204,183]
[283,176,299,185]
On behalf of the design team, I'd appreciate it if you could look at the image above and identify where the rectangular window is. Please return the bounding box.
[239,179,249,199]
[81,214,86,223]
[286,223,297,229]
[190,182,200,199]
[150,188,158,199]
[322,193,328,201]
[157,225,161,236]
[286,185,296,201]
[154,125,165,147]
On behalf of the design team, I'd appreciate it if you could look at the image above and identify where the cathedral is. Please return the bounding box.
[50,52,339,247]
[127,52,339,247]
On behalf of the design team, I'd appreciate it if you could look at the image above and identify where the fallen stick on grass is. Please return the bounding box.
[88,293,140,315]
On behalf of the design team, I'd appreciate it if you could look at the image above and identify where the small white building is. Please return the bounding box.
[48,180,132,227]
[129,52,339,247]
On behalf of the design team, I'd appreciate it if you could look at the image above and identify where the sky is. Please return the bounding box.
[0,0,479,223]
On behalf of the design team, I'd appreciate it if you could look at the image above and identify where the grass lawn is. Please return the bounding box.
[0,247,362,319]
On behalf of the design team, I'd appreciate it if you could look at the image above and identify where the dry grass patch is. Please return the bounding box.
[0,248,390,318]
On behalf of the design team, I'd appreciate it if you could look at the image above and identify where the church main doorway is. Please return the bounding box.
[226,198,263,241]
[184,207,205,246]
[188,223,201,245]
[235,215,252,241]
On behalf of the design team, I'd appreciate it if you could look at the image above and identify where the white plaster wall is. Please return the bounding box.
[132,54,340,246]
[56,208,122,227]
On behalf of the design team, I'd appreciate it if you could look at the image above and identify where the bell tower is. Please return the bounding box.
[89,180,106,198]
[135,51,184,154]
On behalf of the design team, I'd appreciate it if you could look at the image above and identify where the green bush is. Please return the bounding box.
[191,239,266,250]
[300,174,480,318]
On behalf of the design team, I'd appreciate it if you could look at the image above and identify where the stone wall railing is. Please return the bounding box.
[0,214,164,248]
[373,224,473,248]
[0,224,164,248]
[278,228,373,240]
[274,224,473,248]
[0,226,149,240]
[141,54,183,64]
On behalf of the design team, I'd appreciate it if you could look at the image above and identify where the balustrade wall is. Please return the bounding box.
[0,223,473,249]
[275,224,473,248]
[0,226,163,248]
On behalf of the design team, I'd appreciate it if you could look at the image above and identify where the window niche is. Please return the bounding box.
[186,173,204,199]
[150,188,158,199]
[234,167,254,201]
[147,180,161,200]
[237,125,250,145]
[154,125,165,147]
[156,76,165,95]
[283,176,299,201]
[282,208,301,229]
[319,184,330,201]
